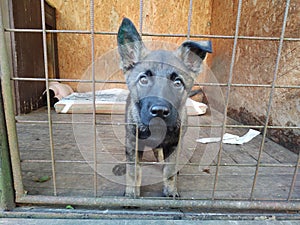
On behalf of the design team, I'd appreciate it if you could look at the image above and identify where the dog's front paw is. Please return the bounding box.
[112,164,126,176]
[125,192,135,198]
[125,186,140,198]
[163,187,180,198]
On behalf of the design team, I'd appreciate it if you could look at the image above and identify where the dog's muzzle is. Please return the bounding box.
[139,97,175,124]
[137,96,179,140]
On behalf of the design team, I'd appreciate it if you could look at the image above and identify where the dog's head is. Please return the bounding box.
[117,18,212,132]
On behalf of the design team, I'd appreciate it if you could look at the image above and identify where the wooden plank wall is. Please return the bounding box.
[11,0,45,114]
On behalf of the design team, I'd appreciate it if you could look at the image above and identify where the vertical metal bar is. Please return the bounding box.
[0,5,24,198]
[250,0,291,200]
[133,0,144,199]
[139,0,143,34]
[211,0,243,200]
[134,124,139,198]
[288,153,300,200]
[90,0,97,197]
[175,125,184,199]
[40,0,57,196]
[187,0,193,39]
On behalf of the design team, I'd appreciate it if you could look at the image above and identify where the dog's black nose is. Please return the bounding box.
[150,105,170,118]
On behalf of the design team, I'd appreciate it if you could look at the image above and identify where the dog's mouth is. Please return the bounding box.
[137,117,168,149]
[138,124,151,139]
[139,117,164,138]
[136,97,182,142]
[138,117,180,140]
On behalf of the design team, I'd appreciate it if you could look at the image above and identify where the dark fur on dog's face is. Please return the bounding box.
[126,50,195,138]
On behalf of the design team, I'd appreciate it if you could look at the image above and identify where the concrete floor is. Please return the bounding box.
[1,218,300,225]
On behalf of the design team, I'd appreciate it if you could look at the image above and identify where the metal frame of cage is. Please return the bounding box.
[0,0,300,212]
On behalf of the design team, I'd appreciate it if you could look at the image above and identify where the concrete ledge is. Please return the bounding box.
[1,218,300,225]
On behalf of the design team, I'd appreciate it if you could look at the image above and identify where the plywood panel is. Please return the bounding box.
[210,0,299,153]
[47,0,212,91]
[46,0,299,152]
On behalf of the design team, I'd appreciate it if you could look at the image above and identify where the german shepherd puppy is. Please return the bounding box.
[117,18,212,197]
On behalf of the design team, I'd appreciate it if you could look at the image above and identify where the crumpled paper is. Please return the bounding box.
[196,129,260,145]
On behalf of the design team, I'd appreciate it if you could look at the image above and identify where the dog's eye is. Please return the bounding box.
[173,78,184,88]
[139,75,148,85]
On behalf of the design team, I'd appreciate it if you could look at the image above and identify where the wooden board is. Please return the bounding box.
[54,89,208,116]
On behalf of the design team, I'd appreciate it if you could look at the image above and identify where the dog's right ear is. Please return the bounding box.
[117,18,146,72]
[176,41,212,74]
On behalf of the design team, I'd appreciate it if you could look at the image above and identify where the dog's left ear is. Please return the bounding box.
[176,41,212,74]
[117,18,147,72]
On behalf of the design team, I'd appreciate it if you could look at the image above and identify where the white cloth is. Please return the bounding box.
[196,129,260,145]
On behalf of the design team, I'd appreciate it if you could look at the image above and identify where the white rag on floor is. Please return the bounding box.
[196,129,261,145]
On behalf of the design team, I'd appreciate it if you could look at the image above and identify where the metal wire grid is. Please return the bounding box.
[0,0,299,210]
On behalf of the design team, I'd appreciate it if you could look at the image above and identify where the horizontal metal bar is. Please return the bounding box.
[11,78,300,89]
[144,32,300,41]
[15,119,300,129]
[15,120,133,126]
[196,83,300,89]
[127,162,297,168]
[11,77,126,84]
[16,120,91,125]
[188,124,300,129]
[2,208,300,221]
[5,28,300,41]
[190,34,300,41]
[21,159,296,169]
[16,195,300,211]
[5,28,116,35]
[22,159,90,164]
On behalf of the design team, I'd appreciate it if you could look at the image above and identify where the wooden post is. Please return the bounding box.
[0,84,15,210]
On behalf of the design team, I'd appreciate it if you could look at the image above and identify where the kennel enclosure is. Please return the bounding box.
[0,0,299,216]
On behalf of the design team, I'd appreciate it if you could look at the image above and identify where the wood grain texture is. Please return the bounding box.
[209,0,299,152]
[47,0,212,90]
[45,0,299,152]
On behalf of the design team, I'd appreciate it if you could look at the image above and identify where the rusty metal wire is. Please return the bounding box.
[187,0,193,40]
[10,77,300,90]
[89,0,98,198]
[212,0,243,200]
[40,0,58,196]
[250,0,292,200]
[5,28,300,41]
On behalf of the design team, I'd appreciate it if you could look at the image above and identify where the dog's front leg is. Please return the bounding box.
[163,147,179,198]
[125,137,142,198]
[126,160,142,198]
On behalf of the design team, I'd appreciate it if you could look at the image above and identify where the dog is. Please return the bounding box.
[116,18,212,197]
